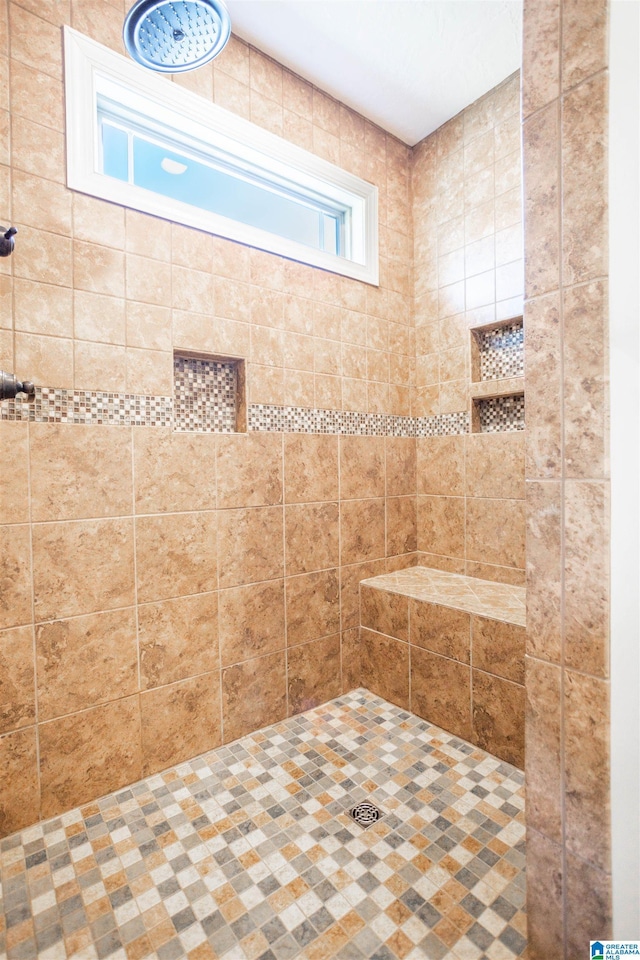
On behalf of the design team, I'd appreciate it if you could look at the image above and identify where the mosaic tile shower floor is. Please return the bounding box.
[0,690,527,960]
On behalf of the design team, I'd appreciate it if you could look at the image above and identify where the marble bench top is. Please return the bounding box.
[360,565,526,627]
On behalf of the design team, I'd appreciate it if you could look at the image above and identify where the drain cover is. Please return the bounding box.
[349,801,383,828]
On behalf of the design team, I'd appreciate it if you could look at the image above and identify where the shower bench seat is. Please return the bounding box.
[357,565,526,768]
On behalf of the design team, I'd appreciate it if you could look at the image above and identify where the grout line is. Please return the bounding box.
[557,4,568,954]
[25,420,42,822]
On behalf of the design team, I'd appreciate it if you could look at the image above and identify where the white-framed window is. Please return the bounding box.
[63,27,379,285]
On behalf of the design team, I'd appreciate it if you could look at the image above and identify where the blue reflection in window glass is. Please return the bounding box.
[101,122,129,182]
[131,137,340,253]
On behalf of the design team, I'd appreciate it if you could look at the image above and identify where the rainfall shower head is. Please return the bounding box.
[123,0,231,74]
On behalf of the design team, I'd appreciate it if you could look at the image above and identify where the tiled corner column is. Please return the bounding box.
[522,0,611,955]
[358,567,526,768]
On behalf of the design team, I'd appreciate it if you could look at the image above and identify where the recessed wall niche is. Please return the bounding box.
[173,352,246,433]
[470,317,525,433]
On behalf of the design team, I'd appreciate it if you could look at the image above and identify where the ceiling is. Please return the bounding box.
[224,1,523,146]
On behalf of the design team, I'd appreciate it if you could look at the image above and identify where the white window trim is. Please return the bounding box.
[63,27,379,285]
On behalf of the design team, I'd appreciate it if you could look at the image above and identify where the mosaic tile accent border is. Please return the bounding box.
[0,689,527,960]
[478,321,524,382]
[248,406,471,438]
[0,387,173,427]
[174,356,237,434]
[476,395,525,433]
[1,391,473,438]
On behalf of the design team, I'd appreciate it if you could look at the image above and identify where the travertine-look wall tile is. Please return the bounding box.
[386,496,417,556]
[339,436,385,500]
[526,480,562,664]
[564,670,611,872]
[0,727,39,835]
[341,628,361,691]
[0,625,35,733]
[385,437,417,497]
[561,72,608,286]
[14,278,73,338]
[285,568,340,646]
[217,432,283,508]
[561,0,608,92]
[11,114,65,183]
[465,560,525,586]
[0,524,32,630]
[340,559,386,631]
[523,0,611,948]
[139,592,219,689]
[360,585,408,642]
[73,240,124,298]
[360,629,409,710]
[12,169,71,236]
[466,498,525,570]
[411,646,472,741]
[472,669,525,768]
[30,423,133,521]
[523,103,560,299]
[141,673,221,775]
[222,651,287,742]
[340,498,386,565]
[565,851,612,954]
[73,339,126,393]
[74,290,125,345]
[135,512,217,602]
[410,600,470,663]
[39,696,143,818]
[417,496,465,559]
[472,616,525,683]
[284,502,338,575]
[218,579,285,665]
[465,433,525,500]
[15,332,73,389]
[525,827,564,958]
[32,518,135,621]
[133,429,216,515]
[564,480,609,677]
[0,422,29,524]
[522,0,560,117]
[525,293,562,479]
[525,657,562,843]
[563,280,608,479]
[74,193,125,249]
[36,609,138,720]
[10,61,64,132]
[417,436,465,497]
[288,634,341,715]
[10,3,63,79]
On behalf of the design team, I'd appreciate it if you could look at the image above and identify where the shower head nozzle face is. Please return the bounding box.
[123,0,231,73]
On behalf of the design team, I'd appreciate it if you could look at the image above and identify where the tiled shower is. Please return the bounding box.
[0,1,613,958]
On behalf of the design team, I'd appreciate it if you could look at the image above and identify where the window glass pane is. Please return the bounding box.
[323,213,338,255]
[130,136,339,254]
[101,121,129,182]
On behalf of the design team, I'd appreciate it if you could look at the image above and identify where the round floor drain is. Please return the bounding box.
[349,801,383,828]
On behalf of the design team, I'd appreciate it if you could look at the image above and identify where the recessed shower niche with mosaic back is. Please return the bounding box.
[469,317,525,433]
[173,352,246,433]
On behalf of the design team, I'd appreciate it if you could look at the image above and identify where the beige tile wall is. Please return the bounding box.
[0,423,417,832]
[0,0,414,415]
[522,0,611,955]
[0,0,418,835]
[411,74,526,585]
[360,586,526,768]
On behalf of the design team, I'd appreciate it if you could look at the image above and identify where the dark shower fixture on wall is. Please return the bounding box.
[0,226,17,256]
[123,0,231,73]
[0,371,35,402]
